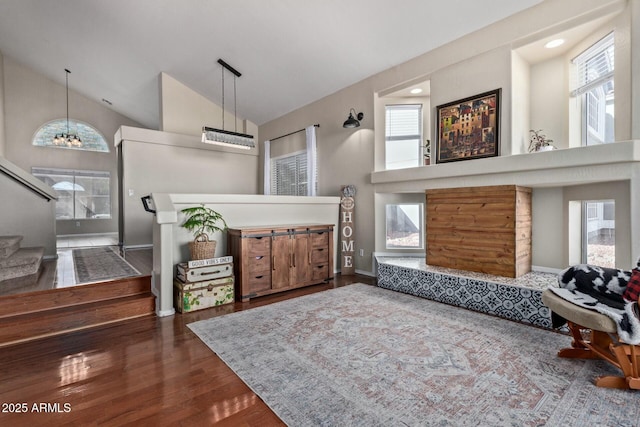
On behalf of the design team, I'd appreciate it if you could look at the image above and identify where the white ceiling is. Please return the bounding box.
[0,0,542,128]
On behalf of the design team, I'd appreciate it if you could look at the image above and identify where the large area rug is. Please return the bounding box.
[72,247,140,284]
[188,284,640,427]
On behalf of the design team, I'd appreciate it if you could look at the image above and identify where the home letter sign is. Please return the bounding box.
[340,185,356,275]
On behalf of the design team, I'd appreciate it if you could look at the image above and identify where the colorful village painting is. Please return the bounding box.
[436,89,500,163]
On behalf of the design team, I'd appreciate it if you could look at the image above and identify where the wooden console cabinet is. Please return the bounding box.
[227,224,334,301]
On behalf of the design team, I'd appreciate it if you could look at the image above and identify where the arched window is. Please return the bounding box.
[32,119,110,152]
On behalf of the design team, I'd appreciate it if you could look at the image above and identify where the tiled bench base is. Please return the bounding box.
[376,257,557,329]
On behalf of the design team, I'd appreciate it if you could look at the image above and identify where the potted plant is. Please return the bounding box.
[423,139,431,165]
[180,204,228,260]
[529,129,556,152]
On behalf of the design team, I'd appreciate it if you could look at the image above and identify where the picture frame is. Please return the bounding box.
[435,89,500,164]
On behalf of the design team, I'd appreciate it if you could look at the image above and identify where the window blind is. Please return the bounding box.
[571,32,614,97]
[270,151,308,196]
[385,104,422,141]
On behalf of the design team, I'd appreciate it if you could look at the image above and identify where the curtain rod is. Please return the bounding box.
[270,124,320,142]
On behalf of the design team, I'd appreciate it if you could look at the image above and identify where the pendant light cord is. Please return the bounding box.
[233,75,237,132]
[65,69,70,134]
[221,66,225,130]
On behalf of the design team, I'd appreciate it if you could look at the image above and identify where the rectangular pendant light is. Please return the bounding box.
[202,59,254,150]
[201,126,255,149]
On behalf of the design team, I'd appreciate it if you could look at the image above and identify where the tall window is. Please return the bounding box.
[32,168,111,220]
[32,119,110,152]
[270,151,317,196]
[385,204,424,249]
[385,104,422,169]
[571,32,614,146]
[582,200,614,267]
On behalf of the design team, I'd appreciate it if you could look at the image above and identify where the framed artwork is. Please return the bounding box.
[436,89,500,163]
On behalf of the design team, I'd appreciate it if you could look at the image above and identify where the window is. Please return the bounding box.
[582,200,614,267]
[385,204,423,249]
[32,168,111,220]
[32,119,110,152]
[571,32,614,146]
[385,104,422,169]
[270,151,315,196]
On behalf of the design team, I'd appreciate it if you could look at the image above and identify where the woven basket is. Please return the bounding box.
[189,233,217,260]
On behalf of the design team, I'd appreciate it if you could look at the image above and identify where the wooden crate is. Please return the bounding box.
[425,185,532,278]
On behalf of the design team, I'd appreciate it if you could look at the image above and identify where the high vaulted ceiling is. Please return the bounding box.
[0,0,542,128]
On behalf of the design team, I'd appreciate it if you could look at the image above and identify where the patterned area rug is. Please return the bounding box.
[72,247,140,284]
[189,284,640,427]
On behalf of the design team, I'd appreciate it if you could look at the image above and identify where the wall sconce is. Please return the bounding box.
[343,108,364,128]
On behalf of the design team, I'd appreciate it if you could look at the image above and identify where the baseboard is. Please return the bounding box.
[370,252,424,277]
[123,244,154,250]
[157,308,175,317]
[532,265,563,274]
[57,232,118,238]
[355,269,376,277]
[43,254,58,261]
[372,252,425,258]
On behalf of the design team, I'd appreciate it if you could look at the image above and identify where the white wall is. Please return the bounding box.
[431,46,513,156]
[259,81,376,272]
[0,172,56,257]
[528,10,631,149]
[530,56,566,148]
[0,50,5,157]
[160,72,258,140]
[511,51,530,154]
[117,126,259,248]
[260,0,628,274]
[2,56,142,236]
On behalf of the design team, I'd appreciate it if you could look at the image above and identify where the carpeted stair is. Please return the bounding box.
[0,236,44,288]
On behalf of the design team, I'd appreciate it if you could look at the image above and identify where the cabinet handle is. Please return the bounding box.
[292,254,296,267]
[272,256,276,270]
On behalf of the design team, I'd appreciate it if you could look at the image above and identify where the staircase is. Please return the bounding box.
[0,274,155,347]
[0,236,44,289]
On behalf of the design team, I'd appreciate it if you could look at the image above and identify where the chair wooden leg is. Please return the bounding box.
[558,322,601,360]
[594,375,629,389]
[555,322,640,390]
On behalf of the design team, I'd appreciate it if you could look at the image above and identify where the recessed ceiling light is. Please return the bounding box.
[544,39,565,49]
[410,88,423,94]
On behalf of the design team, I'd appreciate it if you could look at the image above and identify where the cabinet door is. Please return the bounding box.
[271,235,291,289]
[293,232,311,285]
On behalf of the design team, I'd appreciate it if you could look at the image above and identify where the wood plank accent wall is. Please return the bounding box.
[425,185,532,278]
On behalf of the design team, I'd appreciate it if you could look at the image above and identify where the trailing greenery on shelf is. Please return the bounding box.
[423,139,431,158]
[528,129,555,152]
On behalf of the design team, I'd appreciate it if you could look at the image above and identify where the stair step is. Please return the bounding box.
[0,247,43,268]
[0,235,23,259]
[0,248,43,285]
[0,275,151,319]
[0,293,155,346]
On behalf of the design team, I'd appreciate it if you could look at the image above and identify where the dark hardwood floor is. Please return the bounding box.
[0,274,376,426]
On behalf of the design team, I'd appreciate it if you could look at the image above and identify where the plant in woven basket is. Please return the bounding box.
[180,205,228,260]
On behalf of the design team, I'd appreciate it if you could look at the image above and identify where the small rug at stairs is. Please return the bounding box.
[72,247,140,284]
[188,284,640,427]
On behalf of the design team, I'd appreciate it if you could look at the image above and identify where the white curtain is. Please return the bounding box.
[263,140,271,195]
[305,126,317,196]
